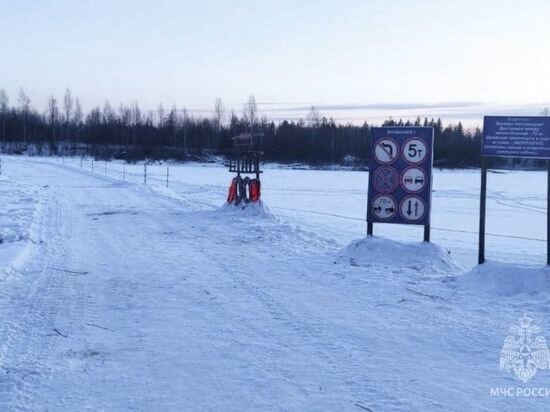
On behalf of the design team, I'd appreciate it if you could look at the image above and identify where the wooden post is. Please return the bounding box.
[478,158,488,264]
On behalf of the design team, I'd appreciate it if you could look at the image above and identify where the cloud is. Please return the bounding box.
[265,101,485,112]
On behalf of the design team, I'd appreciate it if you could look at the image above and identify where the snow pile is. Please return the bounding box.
[339,236,458,275]
[460,261,550,296]
[217,201,273,218]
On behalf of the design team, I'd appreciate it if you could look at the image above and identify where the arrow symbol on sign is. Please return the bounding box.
[378,142,395,159]
[381,143,393,157]
[414,201,419,216]
[407,200,412,216]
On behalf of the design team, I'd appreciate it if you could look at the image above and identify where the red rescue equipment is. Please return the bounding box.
[249,178,261,202]
[227,177,238,204]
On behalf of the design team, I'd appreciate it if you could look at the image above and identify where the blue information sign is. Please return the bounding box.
[482,116,550,158]
[367,127,434,226]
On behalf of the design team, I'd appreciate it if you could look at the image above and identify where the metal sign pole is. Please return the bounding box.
[547,159,550,265]
[478,158,488,264]
[423,225,430,242]
[367,222,373,236]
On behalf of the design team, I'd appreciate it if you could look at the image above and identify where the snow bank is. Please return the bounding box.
[339,236,458,274]
[460,261,550,296]
[217,201,273,218]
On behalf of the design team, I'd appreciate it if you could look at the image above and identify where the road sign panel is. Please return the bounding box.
[479,115,550,264]
[367,127,433,227]
[482,116,550,159]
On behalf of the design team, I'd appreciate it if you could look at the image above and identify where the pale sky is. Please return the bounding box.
[1,0,549,123]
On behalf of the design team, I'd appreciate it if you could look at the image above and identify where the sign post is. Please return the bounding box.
[367,127,434,241]
[478,157,487,264]
[548,160,550,264]
[479,116,550,264]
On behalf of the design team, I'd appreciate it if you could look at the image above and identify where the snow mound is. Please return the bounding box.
[217,201,273,218]
[460,261,550,296]
[339,236,458,274]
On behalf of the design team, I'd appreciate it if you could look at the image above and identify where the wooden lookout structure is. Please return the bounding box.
[228,132,264,179]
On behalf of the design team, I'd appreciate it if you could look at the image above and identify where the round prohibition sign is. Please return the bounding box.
[373,166,399,193]
[400,166,427,193]
[373,138,399,165]
[399,195,427,223]
[371,194,397,221]
[402,137,428,165]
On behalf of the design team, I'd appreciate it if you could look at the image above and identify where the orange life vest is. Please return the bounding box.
[249,179,261,202]
[227,178,238,204]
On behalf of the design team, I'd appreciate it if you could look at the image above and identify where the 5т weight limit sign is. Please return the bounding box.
[367,127,434,238]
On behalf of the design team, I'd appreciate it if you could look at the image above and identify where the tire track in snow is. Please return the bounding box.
[0,189,72,411]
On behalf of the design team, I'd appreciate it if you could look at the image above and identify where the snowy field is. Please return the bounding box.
[0,155,549,411]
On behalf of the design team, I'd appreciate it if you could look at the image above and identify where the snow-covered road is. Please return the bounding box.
[1,157,549,411]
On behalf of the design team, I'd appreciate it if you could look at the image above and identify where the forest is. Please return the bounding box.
[0,88,487,167]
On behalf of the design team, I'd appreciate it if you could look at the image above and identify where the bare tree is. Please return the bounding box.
[119,104,132,144]
[131,102,141,145]
[73,97,83,126]
[0,89,8,140]
[47,95,60,142]
[102,101,115,124]
[168,105,178,146]
[73,97,83,144]
[181,108,189,151]
[243,95,257,133]
[306,106,320,127]
[214,98,225,133]
[157,104,165,128]
[63,88,73,139]
[306,106,321,156]
[18,87,31,141]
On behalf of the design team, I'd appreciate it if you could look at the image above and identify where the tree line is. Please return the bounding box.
[0,88,486,167]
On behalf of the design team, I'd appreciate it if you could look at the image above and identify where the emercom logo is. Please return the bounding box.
[500,315,550,383]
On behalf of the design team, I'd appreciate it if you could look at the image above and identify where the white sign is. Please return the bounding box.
[373,139,399,164]
[371,195,396,220]
[401,167,427,193]
[403,138,428,164]
[399,195,426,222]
